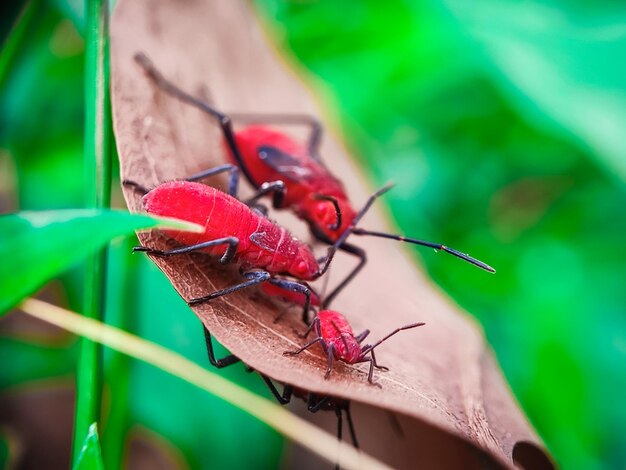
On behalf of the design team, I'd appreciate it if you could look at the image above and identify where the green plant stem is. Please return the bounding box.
[73,0,112,462]
[0,0,41,91]
[21,298,391,470]
[101,236,137,469]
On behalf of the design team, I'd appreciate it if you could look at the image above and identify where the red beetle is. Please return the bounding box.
[284,310,425,384]
[130,178,320,322]
[124,166,392,323]
[134,53,495,307]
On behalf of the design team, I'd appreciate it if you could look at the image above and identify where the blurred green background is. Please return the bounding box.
[1,0,625,468]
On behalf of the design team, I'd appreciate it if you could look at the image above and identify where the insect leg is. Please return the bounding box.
[283,336,323,357]
[335,407,343,445]
[322,243,366,308]
[249,203,269,217]
[324,343,337,380]
[334,408,343,470]
[354,329,371,344]
[134,53,257,187]
[306,393,332,413]
[259,374,293,405]
[202,326,240,368]
[188,270,271,306]
[245,180,286,209]
[133,237,239,264]
[306,393,345,470]
[344,403,360,448]
[267,278,312,324]
[291,315,319,339]
[184,163,240,197]
[369,349,389,371]
[364,357,375,384]
[350,227,496,273]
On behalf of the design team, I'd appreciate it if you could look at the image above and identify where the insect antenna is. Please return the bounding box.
[350,228,495,273]
[318,263,332,300]
[360,322,425,357]
[135,52,220,121]
[134,53,257,186]
[122,179,151,195]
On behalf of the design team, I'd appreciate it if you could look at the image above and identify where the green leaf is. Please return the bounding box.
[443,0,626,181]
[0,3,85,212]
[0,337,77,387]
[0,209,199,315]
[73,422,104,470]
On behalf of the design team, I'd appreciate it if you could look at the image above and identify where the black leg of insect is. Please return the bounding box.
[124,163,285,209]
[133,237,239,264]
[184,163,240,196]
[202,327,240,368]
[187,270,272,306]
[259,375,360,449]
[122,163,240,196]
[259,375,392,458]
[321,242,366,308]
[259,374,293,405]
[244,180,286,208]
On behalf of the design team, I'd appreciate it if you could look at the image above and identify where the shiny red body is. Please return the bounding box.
[143,180,319,279]
[228,126,357,242]
[317,310,363,363]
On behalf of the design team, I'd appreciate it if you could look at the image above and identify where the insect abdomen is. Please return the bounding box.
[143,181,303,273]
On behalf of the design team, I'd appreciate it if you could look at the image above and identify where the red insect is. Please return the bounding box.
[284,310,425,384]
[134,52,495,307]
[124,165,391,323]
[200,321,360,453]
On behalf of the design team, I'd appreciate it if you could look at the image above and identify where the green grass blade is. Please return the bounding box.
[0,0,41,91]
[0,209,182,315]
[73,423,105,470]
[101,236,136,469]
[75,0,112,459]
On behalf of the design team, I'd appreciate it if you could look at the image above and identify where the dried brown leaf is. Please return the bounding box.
[110,1,552,468]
